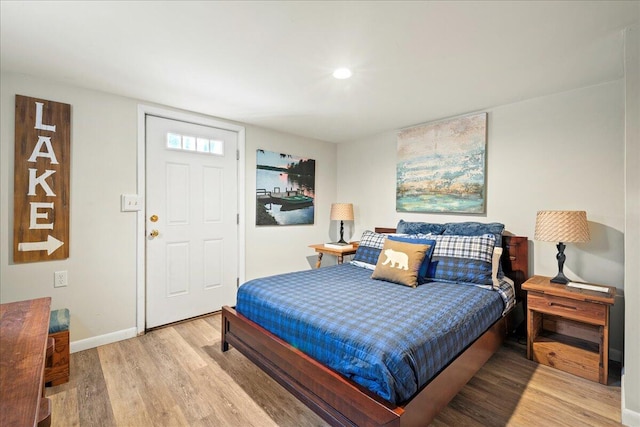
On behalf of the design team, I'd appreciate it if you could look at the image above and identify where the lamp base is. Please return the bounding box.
[550,271,570,285]
[550,242,570,285]
[337,220,347,244]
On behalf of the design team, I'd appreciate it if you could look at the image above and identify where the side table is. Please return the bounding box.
[523,275,615,384]
[309,243,359,268]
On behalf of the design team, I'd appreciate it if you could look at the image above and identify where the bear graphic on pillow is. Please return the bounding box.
[381,248,409,270]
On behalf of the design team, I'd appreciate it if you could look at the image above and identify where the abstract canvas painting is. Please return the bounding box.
[396,112,487,213]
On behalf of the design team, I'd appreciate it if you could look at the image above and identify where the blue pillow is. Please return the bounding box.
[387,235,436,284]
[396,219,445,235]
[443,222,505,247]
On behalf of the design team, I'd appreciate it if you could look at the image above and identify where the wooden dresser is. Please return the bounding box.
[0,297,53,427]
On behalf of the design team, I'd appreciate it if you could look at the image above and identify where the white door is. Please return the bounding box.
[146,115,238,329]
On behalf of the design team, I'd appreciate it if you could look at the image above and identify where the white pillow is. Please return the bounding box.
[491,247,503,289]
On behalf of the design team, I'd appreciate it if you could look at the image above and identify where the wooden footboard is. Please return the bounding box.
[222,305,507,427]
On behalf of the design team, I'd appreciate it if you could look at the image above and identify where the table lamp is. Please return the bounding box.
[534,210,590,284]
[330,203,354,244]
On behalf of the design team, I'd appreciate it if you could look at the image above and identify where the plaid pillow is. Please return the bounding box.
[443,222,505,247]
[443,222,505,278]
[432,234,495,263]
[350,230,386,270]
[426,234,496,287]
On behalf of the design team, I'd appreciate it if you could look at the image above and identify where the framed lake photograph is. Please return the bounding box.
[396,112,487,214]
[256,149,316,226]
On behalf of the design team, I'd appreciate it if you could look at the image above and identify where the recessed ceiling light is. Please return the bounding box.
[333,68,352,79]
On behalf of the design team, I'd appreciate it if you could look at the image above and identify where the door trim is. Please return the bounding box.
[136,105,246,335]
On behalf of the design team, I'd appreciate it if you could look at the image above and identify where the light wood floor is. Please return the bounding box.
[46,313,622,426]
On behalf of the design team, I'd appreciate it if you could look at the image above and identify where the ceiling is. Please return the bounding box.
[1,1,638,143]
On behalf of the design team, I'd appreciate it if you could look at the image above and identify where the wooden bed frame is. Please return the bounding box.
[221,232,528,426]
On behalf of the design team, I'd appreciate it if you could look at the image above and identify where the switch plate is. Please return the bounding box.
[54,271,68,287]
[121,194,142,212]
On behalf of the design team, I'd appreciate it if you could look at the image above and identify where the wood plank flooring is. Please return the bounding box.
[46,313,622,426]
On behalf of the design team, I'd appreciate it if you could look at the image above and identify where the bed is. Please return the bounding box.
[222,224,528,426]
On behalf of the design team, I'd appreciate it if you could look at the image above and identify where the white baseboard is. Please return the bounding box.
[622,409,640,427]
[70,327,137,353]
[622,373,640,426]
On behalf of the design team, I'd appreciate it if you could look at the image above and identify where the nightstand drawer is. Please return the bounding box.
[528,292,607,325]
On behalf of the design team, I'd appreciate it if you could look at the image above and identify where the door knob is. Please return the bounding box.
[149,229,159,238]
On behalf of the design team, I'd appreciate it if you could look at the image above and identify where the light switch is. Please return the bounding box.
[121,194,142,212]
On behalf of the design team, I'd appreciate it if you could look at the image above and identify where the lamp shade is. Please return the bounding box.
[330,203,354,221]
[534,210,590,243]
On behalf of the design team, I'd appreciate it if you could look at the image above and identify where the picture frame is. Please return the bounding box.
[256,149,316,226]
[396,112,487,214]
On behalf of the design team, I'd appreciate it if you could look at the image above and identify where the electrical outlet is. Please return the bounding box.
[54,271,68,287]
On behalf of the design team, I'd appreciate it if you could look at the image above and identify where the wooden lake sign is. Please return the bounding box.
[14,95,70,263]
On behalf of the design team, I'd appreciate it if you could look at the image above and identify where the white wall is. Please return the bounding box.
[243,126,337,280]
[337,80,626,359]
[0,71,337,344]
[1,73,139,342]
[623,23,640,427]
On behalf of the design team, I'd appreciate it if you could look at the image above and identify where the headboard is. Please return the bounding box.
[501,235,529,301]
[374,227,529,301]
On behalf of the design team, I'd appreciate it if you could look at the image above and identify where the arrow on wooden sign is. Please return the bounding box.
[18,235,64,255]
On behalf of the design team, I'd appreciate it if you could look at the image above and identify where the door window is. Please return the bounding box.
[167,132,224,156]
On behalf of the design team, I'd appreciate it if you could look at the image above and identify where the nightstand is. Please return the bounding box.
[309,243,359,268]
[523,275,616,384]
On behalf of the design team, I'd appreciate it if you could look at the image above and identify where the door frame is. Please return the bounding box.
[136,105,246,334]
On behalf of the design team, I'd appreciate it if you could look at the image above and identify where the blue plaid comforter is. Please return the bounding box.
[236,264,507,404]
